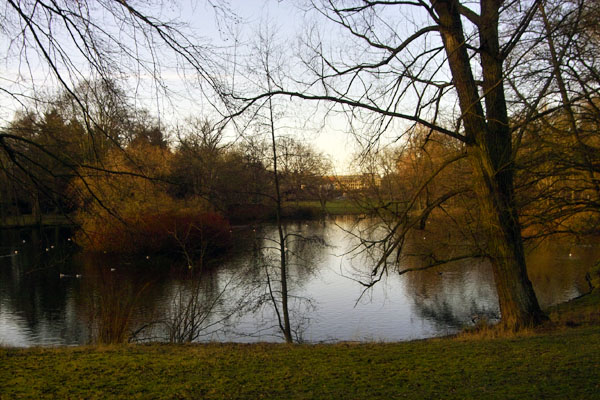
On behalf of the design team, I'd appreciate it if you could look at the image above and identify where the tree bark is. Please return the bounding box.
[433,0,546,329]
[467,146,546,329]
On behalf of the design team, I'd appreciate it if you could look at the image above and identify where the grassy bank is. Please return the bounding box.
[286,199,371,217]
[1,291,599,399]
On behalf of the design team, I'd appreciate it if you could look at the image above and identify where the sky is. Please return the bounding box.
[181,0,362,172]
[0,0,431,174]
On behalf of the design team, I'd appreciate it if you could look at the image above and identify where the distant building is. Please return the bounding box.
[325,174,382,191]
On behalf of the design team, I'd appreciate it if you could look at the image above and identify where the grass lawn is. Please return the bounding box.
[289,199,372,216]
[1,291,599,399]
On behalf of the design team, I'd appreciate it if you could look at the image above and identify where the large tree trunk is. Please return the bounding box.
[467,145,546,329]
[433,0,545,329]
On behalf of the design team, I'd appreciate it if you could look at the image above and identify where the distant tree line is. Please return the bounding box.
[0,80,333,255]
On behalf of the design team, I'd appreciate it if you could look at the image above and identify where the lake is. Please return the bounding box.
[0,217,597,346]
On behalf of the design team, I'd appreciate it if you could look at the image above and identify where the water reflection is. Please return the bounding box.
[207,222,324,343]
[160,272,232,343]
[526,240,597,307]
[403,260,499,329]
[77,258,162,344]
[0,220,598,346]
[0,227,85,346]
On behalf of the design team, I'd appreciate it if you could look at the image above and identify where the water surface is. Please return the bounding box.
[0,218,597,346]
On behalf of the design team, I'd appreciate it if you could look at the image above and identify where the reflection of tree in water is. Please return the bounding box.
[525,240,598,308]
[344,215,500,330]
[341,203,487,286]
[77,248,265,344]
[229,222,326,343]
[284,220,327,283]
[157,262,262,343]
[162,271,225,343]
[88,221,330,344]
[402,259,499,330]
[77,255,170,344]
[351,216,599,330]
[0,227,85,345]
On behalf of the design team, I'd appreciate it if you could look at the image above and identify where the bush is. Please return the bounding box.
[78,210,232,256]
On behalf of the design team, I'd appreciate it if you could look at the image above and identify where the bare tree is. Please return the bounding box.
[225,0,600,330]
[512,0,600,239]
[239,24,330,343]
[259,25,294,343]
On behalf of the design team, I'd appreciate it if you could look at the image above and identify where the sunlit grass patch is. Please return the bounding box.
[455,319,539,340]
[457,287,600,340]
[547,289,600,327]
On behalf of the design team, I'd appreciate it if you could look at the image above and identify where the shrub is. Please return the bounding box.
[71,143,232,257]
[77,209,232,256]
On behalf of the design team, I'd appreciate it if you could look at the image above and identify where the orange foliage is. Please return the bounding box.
[79,209,232,255]
[73,142,232,256]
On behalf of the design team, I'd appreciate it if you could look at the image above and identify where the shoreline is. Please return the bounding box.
[1,291,598,399]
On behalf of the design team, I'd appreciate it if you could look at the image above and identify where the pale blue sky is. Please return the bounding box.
[1,0,435,173]
[173,0,361,172]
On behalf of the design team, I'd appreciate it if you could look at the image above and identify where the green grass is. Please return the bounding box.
[1,328,599,399]
[1,292,600,399]
[547,288,600,327]
[289,200,371,216]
